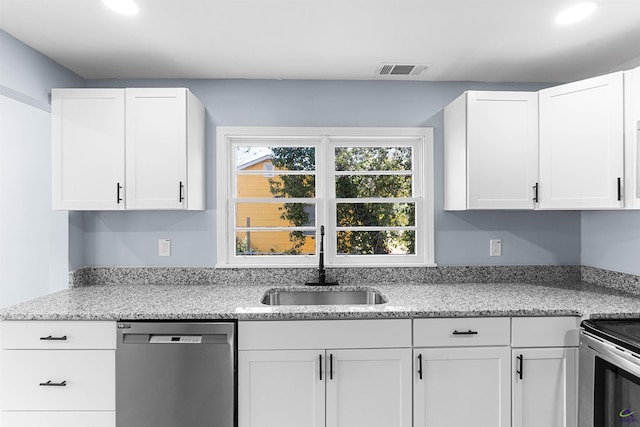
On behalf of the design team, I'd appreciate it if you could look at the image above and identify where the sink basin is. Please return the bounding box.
[261,289,386,306]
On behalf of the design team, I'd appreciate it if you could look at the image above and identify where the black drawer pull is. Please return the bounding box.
[516,354,524,380]
[319,354,323,381]
[417,354,423,380]
[617,177,622,201]
[452,330,478,335]
[39,380,67,387]
[329,353,333,380]
[40,335,67,341]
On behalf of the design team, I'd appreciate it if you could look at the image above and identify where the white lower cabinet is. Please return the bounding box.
[413,317,512,427]
[414,347,511,427]
[239,349,325,427]
[1,350,115,411]
[2,411,115,427]
[512,348,578,427]
[238,319,413,427]
[326,349,412,427]
[511,317,580,427]
[0,321,116,427]
[0,316,580,427]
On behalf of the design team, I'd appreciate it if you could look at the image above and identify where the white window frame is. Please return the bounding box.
[216,127,435,268]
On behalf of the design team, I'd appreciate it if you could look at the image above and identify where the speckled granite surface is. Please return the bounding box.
[70,265,582,287]
[581,266,640,295]
[2,280,640,321]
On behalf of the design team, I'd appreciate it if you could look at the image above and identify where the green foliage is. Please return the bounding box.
[235,235,259,255]
[268,146,416,255]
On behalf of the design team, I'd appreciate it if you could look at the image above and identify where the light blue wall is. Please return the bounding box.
[0,30,84,308]
[81,78,582,267]
[582,211,640,275]
[0,28,586,285]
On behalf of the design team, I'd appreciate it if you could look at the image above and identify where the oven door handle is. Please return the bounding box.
[581,331,640,377]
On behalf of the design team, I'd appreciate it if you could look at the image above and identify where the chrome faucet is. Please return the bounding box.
[306,225,338,286]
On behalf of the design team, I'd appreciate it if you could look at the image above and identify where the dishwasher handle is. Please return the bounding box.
[122,333,230,344]
[117,322,236,347]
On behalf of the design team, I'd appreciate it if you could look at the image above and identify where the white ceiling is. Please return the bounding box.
[1,0,640,83]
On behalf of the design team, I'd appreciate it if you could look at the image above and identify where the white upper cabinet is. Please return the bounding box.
[52,89,125,210]
[52,87,205,211]
[539,72,625,209]
[125,88,205,210]
[444,91,538,210]
[624,66,640,208]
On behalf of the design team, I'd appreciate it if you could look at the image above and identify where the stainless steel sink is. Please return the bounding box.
[261,289,386,306]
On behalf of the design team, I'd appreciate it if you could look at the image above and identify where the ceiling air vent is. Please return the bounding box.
[377,63,430,78]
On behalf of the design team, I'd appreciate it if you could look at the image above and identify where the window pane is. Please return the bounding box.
[335,147,412,171]
[236,231,316,255]
[237,174,316,198]
[337,203,415,227]
[236,203,315,228]
[336,230,415,255]
[237,146,316,171]
[335,175,412,198]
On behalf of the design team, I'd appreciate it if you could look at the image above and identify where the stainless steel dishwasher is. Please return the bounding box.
[116,321,236,427]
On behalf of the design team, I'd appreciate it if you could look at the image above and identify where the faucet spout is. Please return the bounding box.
[306,225,338,286]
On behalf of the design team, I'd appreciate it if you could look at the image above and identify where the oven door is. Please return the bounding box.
[580,331,640,427]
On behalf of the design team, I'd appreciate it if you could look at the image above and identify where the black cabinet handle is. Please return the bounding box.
[40,335,67,341]
[39,380,67,387]
[117,183,123,204]
[452,330,478,335]
[533,183,539,203]
[516,354,524,380]
[179,181,184,202]
[417,354,423,380]
[329,353,333,380]
[319,354,323,381]
[618,177,622,201]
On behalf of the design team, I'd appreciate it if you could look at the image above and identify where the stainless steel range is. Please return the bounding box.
[579,319,640,427]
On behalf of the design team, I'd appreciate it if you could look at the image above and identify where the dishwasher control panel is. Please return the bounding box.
[149,335,202,344]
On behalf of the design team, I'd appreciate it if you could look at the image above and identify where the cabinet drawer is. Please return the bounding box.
[1,350,115,410]
[413,317,510,347]
[2,411,115,427]
[1,321,116,349]
[511,316,580,347]
[239,319,412,350]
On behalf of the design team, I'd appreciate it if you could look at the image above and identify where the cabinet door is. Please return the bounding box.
[539,72,624,209]
[467,91,538,209]
[0,350,115,411]
[512,348,578,427]
[126,88,187,209]
[52,89,125,210]
[238,350,325,427]
[326,348,412,427]
[624,66,640,208]
[414,347,511,427]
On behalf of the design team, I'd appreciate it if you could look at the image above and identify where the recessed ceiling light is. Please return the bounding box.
[103,0,139,16]
[555,1,597,25]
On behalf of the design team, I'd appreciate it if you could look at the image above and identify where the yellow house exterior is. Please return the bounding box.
[236,156,315,255]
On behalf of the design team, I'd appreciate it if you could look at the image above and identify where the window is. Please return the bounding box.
[216,127,434,267]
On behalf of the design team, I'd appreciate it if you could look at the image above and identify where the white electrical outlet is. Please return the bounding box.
[159,239,171,257]
[490,239,502,257]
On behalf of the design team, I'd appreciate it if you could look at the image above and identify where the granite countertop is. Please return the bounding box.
[2,280,640,321]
